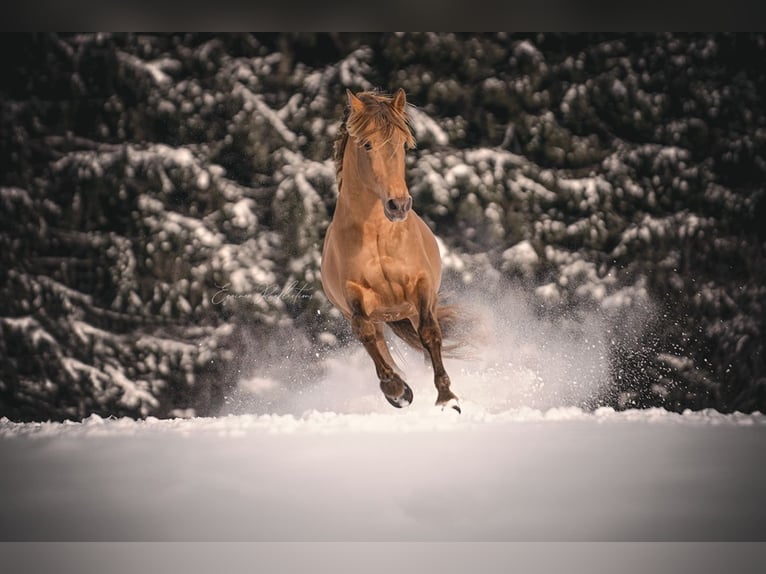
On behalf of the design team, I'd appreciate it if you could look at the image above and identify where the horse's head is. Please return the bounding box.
[344,88,416,222]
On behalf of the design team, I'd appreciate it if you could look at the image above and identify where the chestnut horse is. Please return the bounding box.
[321,88,461,413]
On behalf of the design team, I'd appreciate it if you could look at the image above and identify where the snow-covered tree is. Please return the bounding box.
[2,33,764,420]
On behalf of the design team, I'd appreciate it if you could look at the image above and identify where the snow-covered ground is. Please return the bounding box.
[2,402,764,542]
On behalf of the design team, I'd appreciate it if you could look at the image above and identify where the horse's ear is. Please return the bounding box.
[347,89,364,114]
[392,88,407,113]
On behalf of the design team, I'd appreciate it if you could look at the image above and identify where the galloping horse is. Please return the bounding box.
[321,88,462,413]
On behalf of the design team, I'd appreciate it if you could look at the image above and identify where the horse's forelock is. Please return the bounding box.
[333,91,416,184]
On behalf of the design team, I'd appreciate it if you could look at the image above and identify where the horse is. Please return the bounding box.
[320,88,462,413]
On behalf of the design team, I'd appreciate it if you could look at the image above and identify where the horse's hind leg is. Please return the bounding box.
[417,302,460,414]
[350,303,413,408]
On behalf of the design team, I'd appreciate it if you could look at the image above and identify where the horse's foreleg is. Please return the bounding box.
[417,304,460,414]
[350,304,413,408]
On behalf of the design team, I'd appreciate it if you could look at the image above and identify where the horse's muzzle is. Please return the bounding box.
[383,196,412,222]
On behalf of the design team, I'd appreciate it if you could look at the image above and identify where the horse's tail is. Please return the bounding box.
[386,298,481,360]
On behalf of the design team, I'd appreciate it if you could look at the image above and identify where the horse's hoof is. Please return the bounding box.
[385,381,413,409]
[440,397,461,414]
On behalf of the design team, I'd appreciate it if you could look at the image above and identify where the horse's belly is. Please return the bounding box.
[367,301,417,322]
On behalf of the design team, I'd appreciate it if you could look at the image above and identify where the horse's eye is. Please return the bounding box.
[363,141,373,152]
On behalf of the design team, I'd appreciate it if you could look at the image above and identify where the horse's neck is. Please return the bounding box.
[336,180,382,226]
[336,158,384,226]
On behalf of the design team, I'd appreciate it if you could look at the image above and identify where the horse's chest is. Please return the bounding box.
[350,233,410,290]
[361,249,407,284]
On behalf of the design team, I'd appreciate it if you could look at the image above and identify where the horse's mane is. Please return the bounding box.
[333,91,416,187]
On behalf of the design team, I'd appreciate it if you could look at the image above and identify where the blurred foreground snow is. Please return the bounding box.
[2,405,764,541]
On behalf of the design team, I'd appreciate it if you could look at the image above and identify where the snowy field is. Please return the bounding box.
[3,370,766,572]
[1,406,765,542]
[2,396,765,543]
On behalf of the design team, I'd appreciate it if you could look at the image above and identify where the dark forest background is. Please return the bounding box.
[1,33,764,422]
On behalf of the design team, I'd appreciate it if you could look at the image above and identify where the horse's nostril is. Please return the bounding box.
[387,199,399,212]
